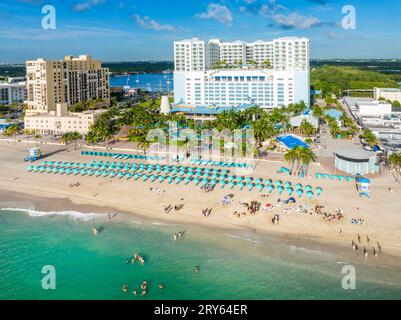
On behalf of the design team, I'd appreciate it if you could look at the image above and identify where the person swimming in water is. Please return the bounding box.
[122,284,128,293]
[195,265,200,272]
[158,283,165,290]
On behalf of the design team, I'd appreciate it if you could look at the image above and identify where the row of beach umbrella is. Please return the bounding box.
[27,164,323,198]
[315,173,355,182]
[190,159,253,169]
[81,151,164,161]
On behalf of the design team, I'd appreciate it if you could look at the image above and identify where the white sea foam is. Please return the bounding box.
[223,233,241,239]
[289,245,335,259]
[151,222,175,226]
[0,207,105,222]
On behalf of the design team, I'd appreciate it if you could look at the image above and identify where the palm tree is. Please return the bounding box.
[70,131,82,150]
[3,124,19,143]
[299,120,315,137]
[60,132,72,152]
[137,135,150,155]
[362,129,379,147]
[284,148,299,175]
[34,133,42,143]
[388,153,401,181]
[328,120,340,137]
[312,104,324,120]
[298,147,317,175]
[85,131,99,150]
[262,60,271,69]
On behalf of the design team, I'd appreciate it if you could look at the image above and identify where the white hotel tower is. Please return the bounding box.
[173,37,310,109]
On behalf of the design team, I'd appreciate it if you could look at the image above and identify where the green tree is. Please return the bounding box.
[299,120,315,137]
[85,131,99,150]
[3,124,19,142]
[137,134,150,155]
[284,148,299,175]
[60,133,72,152]
[388,153,401,181]
[70,131,82,150]
[362,129,379,147]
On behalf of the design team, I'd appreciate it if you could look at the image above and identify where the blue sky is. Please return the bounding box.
[0,0,400,63]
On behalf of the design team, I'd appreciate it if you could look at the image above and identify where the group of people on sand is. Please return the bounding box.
[164,199,185,214]
[69,182,81,188]
[150,187,165,194]
[315,205,344,222]
[351,234,382,258]
[202,208,212,218]
[232,200,262,218]
[351,218,365,225]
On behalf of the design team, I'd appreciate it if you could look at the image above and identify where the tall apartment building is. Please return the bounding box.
[173,37,310,109]
[25,55,110,116]
[0,78,27,105]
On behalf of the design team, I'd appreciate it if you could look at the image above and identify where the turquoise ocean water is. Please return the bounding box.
[1,208,401,300]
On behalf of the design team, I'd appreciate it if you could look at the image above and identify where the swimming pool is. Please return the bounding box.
[276,135,309,149]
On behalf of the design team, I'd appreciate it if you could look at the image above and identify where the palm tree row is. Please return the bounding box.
[60,132,82,152]
[284,146,317,176]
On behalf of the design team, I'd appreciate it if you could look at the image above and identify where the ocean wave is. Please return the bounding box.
[151,222,175,226]
[0,207,105,222]
[288,245,335,259]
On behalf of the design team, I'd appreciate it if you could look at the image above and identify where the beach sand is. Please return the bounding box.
[1,140,401,266]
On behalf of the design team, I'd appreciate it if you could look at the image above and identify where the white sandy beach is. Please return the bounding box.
[1,140,401,264]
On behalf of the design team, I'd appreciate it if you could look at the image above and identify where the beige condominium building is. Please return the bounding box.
[25,54,110,116]
[24,54,110,134]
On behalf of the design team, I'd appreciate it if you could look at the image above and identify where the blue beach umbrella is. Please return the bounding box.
[305,185,313,192]
[316,187,323,196]
[306,191,314,199]
[286,187,294,196]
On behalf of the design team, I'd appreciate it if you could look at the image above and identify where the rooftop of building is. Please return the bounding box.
[324,109,343,120]
[334,149,376,161]
[26,109,106,118]
[175,36,309,44]
[375,87,401,92]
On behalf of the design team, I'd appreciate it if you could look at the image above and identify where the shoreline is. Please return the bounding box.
[2,186,401,270]
[1,141,401,269]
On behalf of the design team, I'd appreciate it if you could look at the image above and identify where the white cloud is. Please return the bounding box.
[72,0,104,12]
[272,13,323,29]
[132,15,176,32]
[196,3,233,26]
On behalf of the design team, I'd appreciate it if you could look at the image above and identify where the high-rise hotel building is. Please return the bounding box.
[25,55,110,116]
[173,37,310,109]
